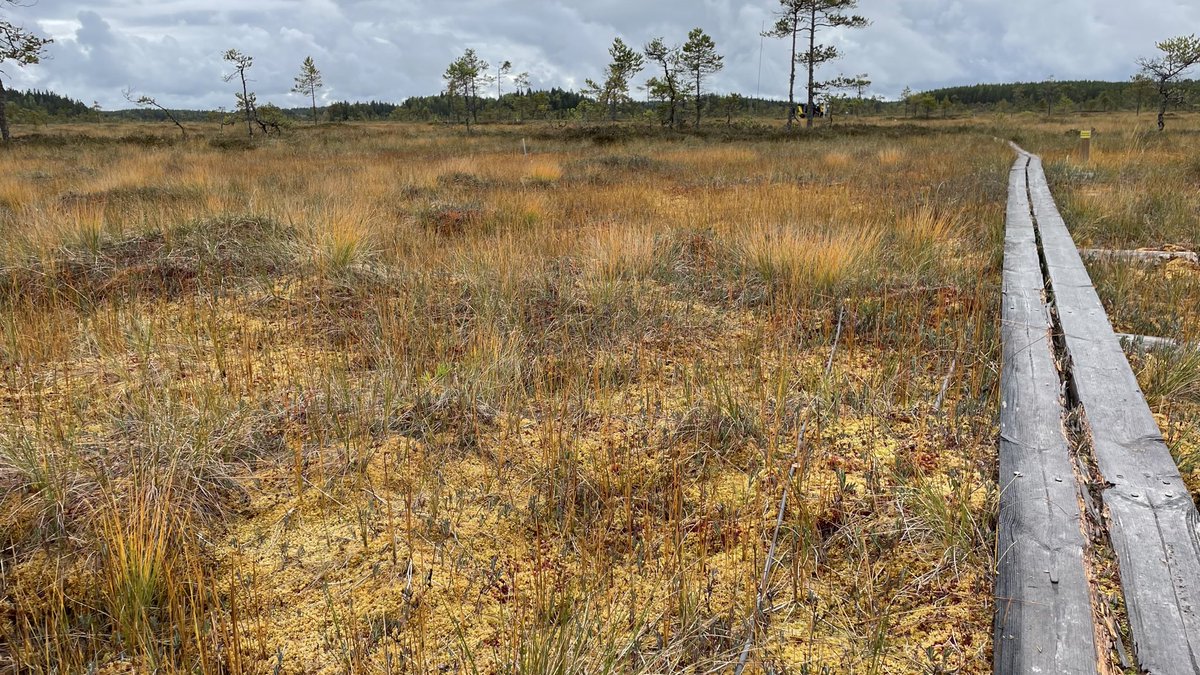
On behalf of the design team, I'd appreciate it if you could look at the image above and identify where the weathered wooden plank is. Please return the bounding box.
[994,154,1100,675]
[1028,155,1200,674]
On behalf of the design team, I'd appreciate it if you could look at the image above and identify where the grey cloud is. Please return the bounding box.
[3,0,1197,109]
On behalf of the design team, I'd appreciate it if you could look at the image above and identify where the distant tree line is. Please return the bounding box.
[913,79,1200,116]
[5,88,590,125]
[13,78,1199,130]
[388,88,586,123]
[5,88,92,121]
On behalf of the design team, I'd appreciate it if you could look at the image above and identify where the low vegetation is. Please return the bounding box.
[6,111,1197,673]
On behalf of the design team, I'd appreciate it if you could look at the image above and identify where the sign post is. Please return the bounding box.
[1080,129,1092,162]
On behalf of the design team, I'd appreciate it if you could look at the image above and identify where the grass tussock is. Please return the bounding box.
[0,118,1020,674]
[0,215,294,305]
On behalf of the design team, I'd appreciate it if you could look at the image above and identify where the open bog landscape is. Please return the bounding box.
[0,122,1008,673]
[0,113,1196,674]
[1,3,1200,672]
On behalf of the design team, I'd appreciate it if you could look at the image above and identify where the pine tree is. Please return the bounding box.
[443,49,491,130]
[681,28,724,128]
[765,0,868,129]
[292,56,324,124]
[0,1,52,142]
[584,38,645,121]
[1137,34,1200,131]
[644,38,684,130]
[223,49,256,138]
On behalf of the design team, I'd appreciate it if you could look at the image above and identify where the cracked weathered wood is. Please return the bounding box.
[1028,155,1200,674]
[994,152,1100,675]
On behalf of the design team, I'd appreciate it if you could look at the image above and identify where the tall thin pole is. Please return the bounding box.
[757,20,764,99]
[756,20,764,116]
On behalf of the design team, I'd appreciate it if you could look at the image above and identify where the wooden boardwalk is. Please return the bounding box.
[996,147,1200,674]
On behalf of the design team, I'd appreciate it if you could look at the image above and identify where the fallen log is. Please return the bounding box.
[1080,249,1199,264]
[1117,333,1197,351]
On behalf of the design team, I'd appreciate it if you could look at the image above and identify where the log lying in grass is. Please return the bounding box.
[1116,333,1198,351]
[1027,154,1200,673]
[994,151,1100,675]
[1080,248,1199,264]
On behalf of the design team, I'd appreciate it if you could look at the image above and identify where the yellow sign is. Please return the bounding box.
[1080,130,1092,139]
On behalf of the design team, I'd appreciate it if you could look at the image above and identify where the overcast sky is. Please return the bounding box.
[5,0,1198,110]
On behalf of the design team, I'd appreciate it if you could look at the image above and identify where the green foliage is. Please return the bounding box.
[443,48,492,129]
[914,93,937,118]
[917,78,1200,116]
[681,28,724,127]
[766,0,869,128]
[584,37,645,121]
[644,37,685,129]
[292,55,324,123]
[5,89,90,123]
[256,103,291,132]
[0,13,51,71]
[385,88,582,123]
[0,3,54,140]
[222,48,257,138]
[1138,34,1200,130]
[827,73,873,118]
[328,99,399,120]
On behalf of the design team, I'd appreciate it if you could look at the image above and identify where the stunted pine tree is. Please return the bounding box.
[841,72,870,115]
[123,88,187,138]
[443,49,490,130]
[763,2,804,127]
[0,2,52,142]
[585,37,645,121]
[223,49,257,138]
[644,37,684,130]
[681,28,723,128]
[496,60,511,98]
[1137,34,1200,131]
[1041,75,1056,117]
[512,71,532,120]
[766,0,867,128]
[292,56,323,124]
[1128,74,1153,116]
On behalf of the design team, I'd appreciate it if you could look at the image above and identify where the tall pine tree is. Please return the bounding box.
[681,28,724,128]
[765,0,867,129]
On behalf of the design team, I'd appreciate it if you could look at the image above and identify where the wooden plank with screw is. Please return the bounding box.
[1028,155,1200,674]
[994,153,1100,675]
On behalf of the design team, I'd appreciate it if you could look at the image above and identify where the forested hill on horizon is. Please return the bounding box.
[6,78,1198,125]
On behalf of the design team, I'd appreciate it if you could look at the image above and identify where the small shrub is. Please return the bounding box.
[418,200,486,236]
[436,171,490,189]
[207,136,256,151]
[596,154,655,171]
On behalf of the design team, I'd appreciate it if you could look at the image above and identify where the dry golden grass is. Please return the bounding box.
[0,119,1015,674]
